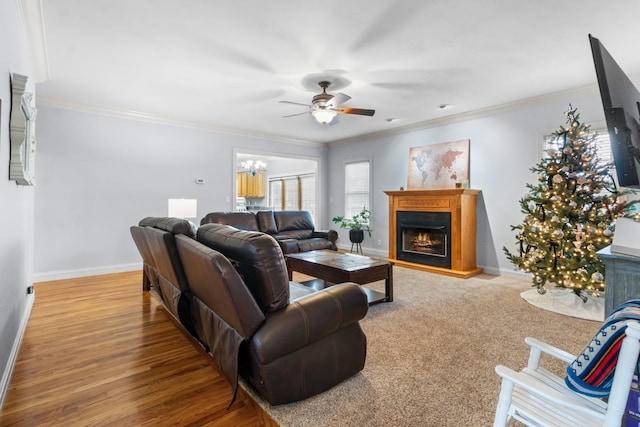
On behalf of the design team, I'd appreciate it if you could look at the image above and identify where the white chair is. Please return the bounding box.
[493,321,640,427]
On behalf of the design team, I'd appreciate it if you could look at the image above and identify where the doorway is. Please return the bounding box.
[234,150,320,224]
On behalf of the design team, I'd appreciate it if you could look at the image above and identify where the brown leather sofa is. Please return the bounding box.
[200,210,338,254]
[130,218,368,405]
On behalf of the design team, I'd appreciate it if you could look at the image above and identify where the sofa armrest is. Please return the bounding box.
[312,229,338,243]
[250,283,368,364]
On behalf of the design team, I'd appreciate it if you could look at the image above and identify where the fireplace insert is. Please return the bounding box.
[396,211,451,268]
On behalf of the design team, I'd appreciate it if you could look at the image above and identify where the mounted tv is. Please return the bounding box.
[589,34,640,189]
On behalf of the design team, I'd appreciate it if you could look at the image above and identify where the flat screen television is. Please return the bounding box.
[589,34,640,189]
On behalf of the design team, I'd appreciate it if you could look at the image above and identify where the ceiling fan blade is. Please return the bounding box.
[337,108,375,117]
[326,93,351,108]
[279,100,311,107]
[282,111,310,118]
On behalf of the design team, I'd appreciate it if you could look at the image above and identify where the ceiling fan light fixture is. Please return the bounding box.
[312,109,337,124]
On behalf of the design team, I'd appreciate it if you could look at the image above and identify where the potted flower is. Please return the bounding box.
[332,207,372,244]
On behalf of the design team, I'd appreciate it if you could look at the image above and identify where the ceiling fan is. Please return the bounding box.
[279,81,375,125]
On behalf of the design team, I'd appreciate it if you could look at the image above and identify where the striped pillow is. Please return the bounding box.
[565,299,640,397]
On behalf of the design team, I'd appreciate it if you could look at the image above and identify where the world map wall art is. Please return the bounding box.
[407,139,470,189]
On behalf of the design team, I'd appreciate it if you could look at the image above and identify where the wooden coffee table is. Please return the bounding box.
[286,250,393,305]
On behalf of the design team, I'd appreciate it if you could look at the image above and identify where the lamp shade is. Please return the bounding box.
[312,109,337,124]
[168,198,197,219]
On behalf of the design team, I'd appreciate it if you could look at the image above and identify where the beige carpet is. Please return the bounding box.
[241,267,600,426]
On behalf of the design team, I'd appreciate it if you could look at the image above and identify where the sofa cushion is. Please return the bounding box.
[274,210,315,232]
[256,210,278,234]
[197,223,290,313]
[276,229,314,240]
[200,211,259,231]
[276,238,300,254]
[298,238,335,252]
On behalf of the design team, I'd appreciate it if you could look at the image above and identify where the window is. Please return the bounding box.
[300,175,315,213]
[269,179,282,211]
[344,160,371,219]
[268,173,316,222]
[541,127,613,167]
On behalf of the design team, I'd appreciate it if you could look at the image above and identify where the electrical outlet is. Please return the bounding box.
[377,239,382,247]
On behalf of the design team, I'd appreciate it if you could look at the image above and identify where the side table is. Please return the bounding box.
[597,245,640,316]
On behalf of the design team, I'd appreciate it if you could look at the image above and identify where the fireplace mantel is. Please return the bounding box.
[385,189,482,278]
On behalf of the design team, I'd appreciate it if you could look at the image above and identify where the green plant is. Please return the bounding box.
[332,207,372,237]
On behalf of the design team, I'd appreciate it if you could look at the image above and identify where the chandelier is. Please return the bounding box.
[241,160,267,175]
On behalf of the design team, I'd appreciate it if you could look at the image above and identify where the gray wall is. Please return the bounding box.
[34,92,611,280]
[33,106,326,280]
[327,94,607,275]
[0,0,35,406]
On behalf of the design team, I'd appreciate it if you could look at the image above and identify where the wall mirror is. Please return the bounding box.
[10,73,37,185]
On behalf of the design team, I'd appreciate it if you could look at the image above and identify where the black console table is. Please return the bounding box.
[597,245,640,316]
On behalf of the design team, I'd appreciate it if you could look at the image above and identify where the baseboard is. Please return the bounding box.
[335,244,388,259]
[493,267,531,279]
[33,262,142,283]
[0,291,35,412]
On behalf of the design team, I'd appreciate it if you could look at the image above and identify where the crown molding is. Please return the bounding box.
[328,83,601,147]
[16,0,49,82]
[36,96,324,147]
[37,80,619,149]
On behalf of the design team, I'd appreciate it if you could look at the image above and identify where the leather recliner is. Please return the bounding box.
[185,223,368,405]
[130,218,368,405]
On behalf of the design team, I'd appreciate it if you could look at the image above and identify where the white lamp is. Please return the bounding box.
[312,108,337,125]
[168,198,197,219]
[611,217,640,257]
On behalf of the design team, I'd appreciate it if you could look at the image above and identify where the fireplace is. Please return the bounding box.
[385,189,482,278]
[397,211,451,268]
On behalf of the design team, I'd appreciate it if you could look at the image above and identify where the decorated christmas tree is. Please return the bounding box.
[504,106,638,298]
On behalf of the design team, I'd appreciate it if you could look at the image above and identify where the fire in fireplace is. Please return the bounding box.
[404,229,446,255]
[396,211,451,269]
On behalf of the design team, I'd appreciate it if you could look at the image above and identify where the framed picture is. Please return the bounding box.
[407,139,470,189]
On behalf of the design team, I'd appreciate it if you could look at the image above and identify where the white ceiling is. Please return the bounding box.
[23,0,640,144]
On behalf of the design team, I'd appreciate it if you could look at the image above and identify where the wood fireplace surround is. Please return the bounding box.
[385,189,482,278]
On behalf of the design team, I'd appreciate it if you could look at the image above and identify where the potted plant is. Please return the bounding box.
[332,207,372,244]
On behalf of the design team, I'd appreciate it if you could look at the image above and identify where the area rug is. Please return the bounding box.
[520,288,604,322]
[240,267,600,426]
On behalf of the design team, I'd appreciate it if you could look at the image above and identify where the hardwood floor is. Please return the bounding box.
[0,271,277,426]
